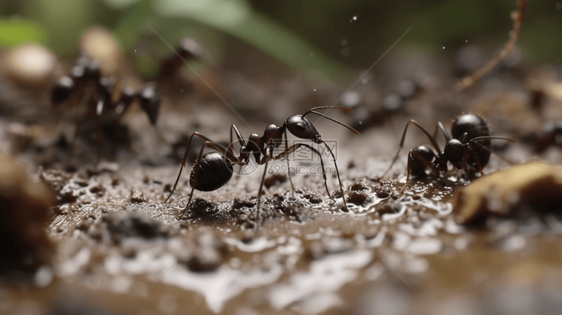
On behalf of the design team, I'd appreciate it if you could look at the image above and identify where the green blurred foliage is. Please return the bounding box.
[0,19,46,46]
[251,0,562,66]
[0,0,559,81]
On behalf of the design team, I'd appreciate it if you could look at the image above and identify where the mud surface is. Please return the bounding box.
[1,51,562,315]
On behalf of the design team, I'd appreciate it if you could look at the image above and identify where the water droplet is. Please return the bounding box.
[342,48,350,57]
[557,3,562,10]
[341,39,347,46]
[359,121,363,125]
[353,16,357,20]
[313,89,316,92]
[362,79,368,84]
[442,46,445,49]
[310,52,314,56]
[134,49,137,52]
[465,40,468,42]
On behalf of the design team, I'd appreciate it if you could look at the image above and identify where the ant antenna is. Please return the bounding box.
[470,136,517,165]
[302,107,359,134]
[470,136,516,143]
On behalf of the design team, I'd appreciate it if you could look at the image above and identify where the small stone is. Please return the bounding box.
[377,204,400,215]
[350,182,369,191]
[104,212,169,240]
[130,190,146,203]
[184,248,221,272]
[348,191,369,206]
[264,174,287,188]
[89,184,104,194]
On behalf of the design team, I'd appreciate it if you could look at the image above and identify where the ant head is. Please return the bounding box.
[444,139,465,167]
[284,115,321,143]
[139,82,160,125]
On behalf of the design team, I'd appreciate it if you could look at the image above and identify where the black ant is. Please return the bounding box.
[533,120,562,153]
[156,37,204,82]
[164,106,360,222]
[382,114,516,195]
[51,54,160,163]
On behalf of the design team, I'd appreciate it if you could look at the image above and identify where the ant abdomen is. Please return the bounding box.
[410,145,435,177]
[190,152,233,192]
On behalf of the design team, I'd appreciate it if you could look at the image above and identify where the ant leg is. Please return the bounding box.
[256,148,271,227]
[382,119,442,178]
[466,143,485,176]
[410,149,441,174]
[165,132,237,203]
[66,93,91,165]
[456,145,482,177]
[95,99,104,165]
[273,143,331,198]
[399,150,439,197]
[320,140,348,211]
[458,145,470,170]
[178,141,215,219]
[284,132,296,192]
[470,137,517,165]
[229,125,246,158]
[399,151,414,197]
[433,122,451,142]
[68,112,84,163]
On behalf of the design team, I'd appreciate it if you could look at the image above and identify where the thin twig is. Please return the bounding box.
[455,0,528,91]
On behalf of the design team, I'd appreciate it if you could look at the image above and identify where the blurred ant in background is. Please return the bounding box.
[156,37,204,83]
[533,120,562,153]
[51,54,160,164]
[346,78,422,132]
[382,114,516,196]
[525,79,562,153]
[164,106,360,224]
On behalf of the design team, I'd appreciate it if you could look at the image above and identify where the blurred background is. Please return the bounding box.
[1,0,560,81]
[1,0,561,168]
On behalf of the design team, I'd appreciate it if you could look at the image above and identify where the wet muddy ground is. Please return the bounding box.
[1,49,562,315]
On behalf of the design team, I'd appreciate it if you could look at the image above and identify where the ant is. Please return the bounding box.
[382,114,516,196]
[164,106,360,222]
[533,120,562,153]
[51,54,160,163]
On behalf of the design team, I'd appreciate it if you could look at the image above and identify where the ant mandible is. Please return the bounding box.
[382,114,516,196]
[52,54,160,163]
[164,106,360,222]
